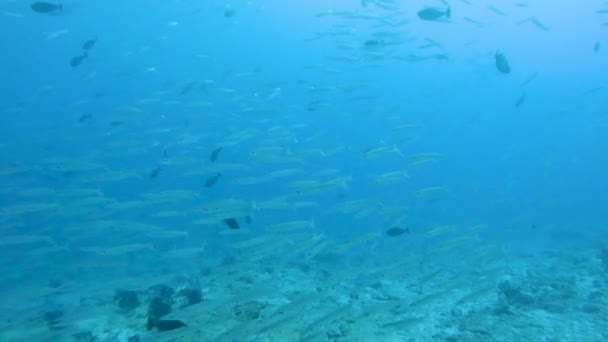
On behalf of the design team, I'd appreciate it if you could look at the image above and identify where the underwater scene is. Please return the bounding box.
[1,0,607,341]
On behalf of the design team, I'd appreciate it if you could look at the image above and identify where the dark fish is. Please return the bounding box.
[495,51,510,74]
[364,39,382,48]
[31,2,62,13]
[209,147,223,162]
[385,227,410,237]
[224,8,236,17]
[515,92,526,107]
[78,112,92,123]
[43,310,65,330]
[223,218,240,229]
[594,41,601,53]
[417,7,451,21]
[245,216,252,224]
[204,173,222,188]
[147,317,186,332]
[82,38,98,51]
[179,81,197,95]
[149,165,162,179]
[70,53,88,67]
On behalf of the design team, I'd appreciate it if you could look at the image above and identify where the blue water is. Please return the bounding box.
[1,0,607,341]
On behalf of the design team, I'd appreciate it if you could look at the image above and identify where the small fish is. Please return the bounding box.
[204,173,222,188]
[179,81,197,95]
[364,39,383,48]
[224,7,236,18]
[521,72,539,87]
[78,112,92,123]
[495,51,510,74]
[594,41,601,53]
[209,147,223,162]
[31,2,62,14]
[223,218,240,229]
[149,165,162,179]
[417,7,451,21]
[82,38,97,50]
[386,227,410,237]
[245,216,252,224]
[147,317,186,332]
[515,93,526,107]
[70,53,88,67]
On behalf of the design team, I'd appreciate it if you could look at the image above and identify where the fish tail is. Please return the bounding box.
[446,7,451,19]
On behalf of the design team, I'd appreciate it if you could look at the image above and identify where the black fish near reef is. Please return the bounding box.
[495,51,511,74]
[70,53,87,67]
[417,7,451,21]
[147,317,186,332]
[204,173,222,188]
[385,227,410,237]
[223,218,240,229]
[31,2,62,14]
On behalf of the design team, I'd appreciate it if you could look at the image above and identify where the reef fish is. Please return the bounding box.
[70,53,88,67]
[495,51,510,74]
[223,218,240,229]
[417,7,451,21]
[204,173,222,188]
[31,2,62,13]
[147,317,186,332]
[386,227,410,237]
[82,38,98,51]
[209,147,223,162]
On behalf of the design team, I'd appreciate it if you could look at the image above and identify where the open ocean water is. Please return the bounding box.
[1,0,607,341]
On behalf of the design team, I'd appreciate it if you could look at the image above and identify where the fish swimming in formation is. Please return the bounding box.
[223,218,240,229]
[417,7,451,21]
[385,227,410,237]
[147,317,186,332]
[204,173,222,188]
[70,53,87,67]
[495,51,510,74]
[82,38,98,51]
[209,147,223,162]
[31,2,62,14]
